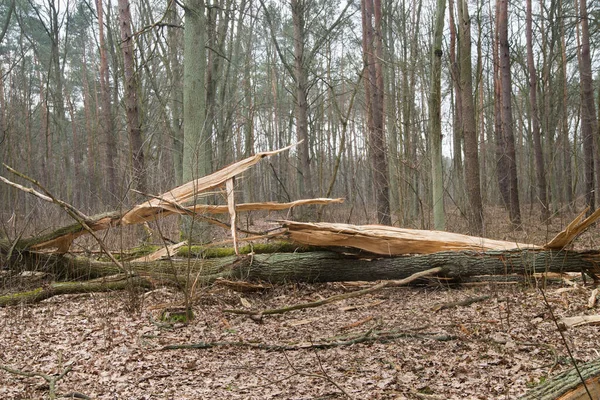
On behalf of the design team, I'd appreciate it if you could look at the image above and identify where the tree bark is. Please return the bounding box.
[526,0,549,221]
[497,0,521,226]
[361,0,391,225]
[3,248,600,306]
[291,0,314,204]
[577,0,598,214]
[96,0,118,204]
[429,0,447,230]
[118,0,147,194]
[183,0,210,184]
[457,0,484,235]
[518,357,600,400]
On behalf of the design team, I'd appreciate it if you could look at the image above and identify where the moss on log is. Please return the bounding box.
[3,248,599,306]
[0,277,152,307]
[19,248,600,284]
[519,358,600,400]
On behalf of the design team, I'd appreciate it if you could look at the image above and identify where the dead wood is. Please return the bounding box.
[431,295,491,312]
[4,247,600,306]
[544,207,600,249]
[281,221,539,255]
[222,267,442,316]
[0,363,73,400]
[0,276,152,307]
[519,357,600,400]
[161,329,456,352]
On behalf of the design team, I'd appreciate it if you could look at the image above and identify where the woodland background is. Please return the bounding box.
[0,0,599,236]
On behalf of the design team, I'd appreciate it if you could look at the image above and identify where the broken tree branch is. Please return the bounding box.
[222,267,443,316]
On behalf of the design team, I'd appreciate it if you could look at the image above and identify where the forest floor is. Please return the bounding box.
[2,279,600,399]
[2,205,600,399]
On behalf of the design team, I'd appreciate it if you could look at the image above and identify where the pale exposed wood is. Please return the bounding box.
[226,178,238,255]
[282,221,538,255]
[559,315,600,329]
[122,144,296,224]
[189,198,345,214]
[544,207,600,249]
[132,241,188,262]
[588,289,599,308]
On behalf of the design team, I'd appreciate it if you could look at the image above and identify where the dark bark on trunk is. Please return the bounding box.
[526,0,549,221]
[498,0,521,226]
[5,249,599,291]
[457,0,484,235]
[577,0,598,214]
[97,0,117,203]
[361,0,391,225]
[291,0,314,203]
[118,0,146,194]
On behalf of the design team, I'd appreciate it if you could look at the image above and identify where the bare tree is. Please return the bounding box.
[526,0,548,220]
[97,0,117,203]
[576,0,598,213]
[457,0,484,234]
[362,0,390,225]
[118,0,146,193]
[430,0,447,230]
[497,0,521,226]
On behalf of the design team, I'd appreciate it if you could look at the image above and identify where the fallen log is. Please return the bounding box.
[519,358,600,400]
[3,248,600,306]
[0,276,152,307]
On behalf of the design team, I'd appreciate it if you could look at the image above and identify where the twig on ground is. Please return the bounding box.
[161,329,456,352]
[0,364,73,400]
[222,267,442,316]
[431,295,490,312]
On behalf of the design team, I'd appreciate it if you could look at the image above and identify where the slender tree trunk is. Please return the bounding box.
[118,0,146,194]
[577,0,598,213]
[448,0,463,206]
[291,0,314,203]
[526,0,548,220]
[97,0,117,204]
[457,0,484,235]
[167,0,184,185]
[430,0,447,230]
[183,0,210,183]
[361,0,390,225]
[497,0,521,226]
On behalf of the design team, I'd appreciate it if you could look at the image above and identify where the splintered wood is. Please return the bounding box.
[122,145,297,224]
[281,221,539,256]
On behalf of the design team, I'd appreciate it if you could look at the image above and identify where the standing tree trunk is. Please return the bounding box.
[361,0,390,225]
[448,0,463,207]
[577,0,598,213]
[457,0,484,235]
[497,0,521,226]
[430,0,447,230]
[183,0,210,184]
[559,0,573,209]
[291,0,315,204]
[525,0,548,220]
[97,0,117,204]
[118,0,146,194]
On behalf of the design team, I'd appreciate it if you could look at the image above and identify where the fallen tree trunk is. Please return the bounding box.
[0,276,152,307]
[17,249,600,284]
[3,248,599,306]
[519,358,600,400]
